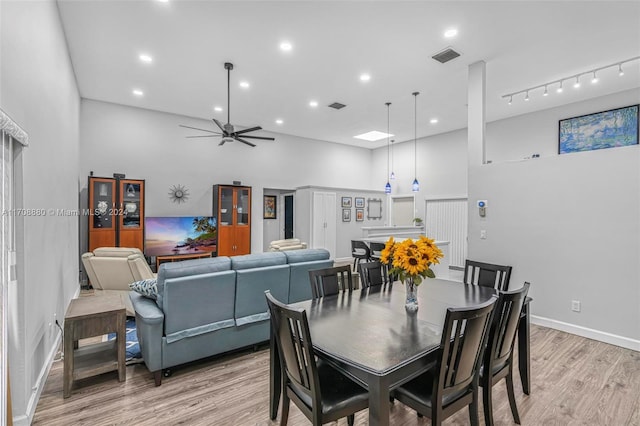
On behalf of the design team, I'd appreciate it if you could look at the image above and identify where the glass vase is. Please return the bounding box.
[404,278,419,312]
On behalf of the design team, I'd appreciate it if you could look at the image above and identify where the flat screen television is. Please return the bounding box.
[145,216,216,257]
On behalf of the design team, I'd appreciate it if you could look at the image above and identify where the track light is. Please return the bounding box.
[502,56,639,104]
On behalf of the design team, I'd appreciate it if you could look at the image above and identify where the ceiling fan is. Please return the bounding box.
[180,62,275,147]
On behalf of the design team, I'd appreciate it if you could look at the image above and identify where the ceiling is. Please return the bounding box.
[57,1,640,149]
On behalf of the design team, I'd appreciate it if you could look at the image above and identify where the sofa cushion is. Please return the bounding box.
[270,238,301,246]
[235,264,289,325]
[129,278,158,299]
[156,256,231,308]
[284,248,331,264]
[231,252,287,270]
[93,247,143,258]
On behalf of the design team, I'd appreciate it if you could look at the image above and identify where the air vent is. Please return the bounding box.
[328,102,347,110]
[431,47,461,64]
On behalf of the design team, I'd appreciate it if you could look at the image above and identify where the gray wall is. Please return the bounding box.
[1,0,81,423]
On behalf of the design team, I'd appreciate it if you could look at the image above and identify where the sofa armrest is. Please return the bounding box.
[130,292,164,373]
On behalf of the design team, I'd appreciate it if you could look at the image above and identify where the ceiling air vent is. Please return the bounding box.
[431,47,461,64]
[328,102,346,110]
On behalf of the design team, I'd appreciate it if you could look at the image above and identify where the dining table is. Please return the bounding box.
[269,278,506,426]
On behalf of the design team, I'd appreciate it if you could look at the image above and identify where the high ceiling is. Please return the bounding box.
[57,1,640,149]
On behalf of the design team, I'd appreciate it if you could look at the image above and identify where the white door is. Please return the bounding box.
[311,192,336,257]
[391,196,415,226]
[425,198,468,268]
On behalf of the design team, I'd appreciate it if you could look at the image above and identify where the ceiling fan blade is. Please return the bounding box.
[179,124,220,134]
[238,135,275,141]
[234,126,262,135]
[186,135,220,138]
[235,137,256,147]
[212,118,226,133]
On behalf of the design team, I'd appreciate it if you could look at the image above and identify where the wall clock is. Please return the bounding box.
[168,184,189,204]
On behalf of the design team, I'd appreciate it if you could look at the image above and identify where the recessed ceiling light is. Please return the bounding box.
[354,131,393,142]
[309,100,318,107]
[214,106,223,112]
[280,41,292,51]
[139,54,153,63]
[132,89,144,96]
[157,0,169,3]
[275,119,284,125]
[430,118,438,124]
[239,81,250,89]
[360,73,371,82]
[444,28,458,38]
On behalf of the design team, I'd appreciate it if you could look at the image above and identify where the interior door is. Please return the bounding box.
[311,192,336,257]
[284,195,294,239]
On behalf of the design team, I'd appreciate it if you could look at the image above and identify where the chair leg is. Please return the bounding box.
[280,393,290,426]
[506,368,521,424]
[483,379,494,426]
[347,414,355,426]
[469,387,480,426]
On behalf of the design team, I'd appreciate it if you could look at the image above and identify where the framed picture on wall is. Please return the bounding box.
[355,209,364,221]
[341,197,352,208]
[342,209,351,222]
[355,197,365,208]
[263,195,277,219]
[559,104,639,154]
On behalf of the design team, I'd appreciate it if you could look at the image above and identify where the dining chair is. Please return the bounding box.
[369,242,386,261]
[463,259,513,291]
[308,265,353,299]
[358,261,389,288]
[265,291,369,426]
[350,240,371,271]
[481,282,530,426]
[391,297,497,425]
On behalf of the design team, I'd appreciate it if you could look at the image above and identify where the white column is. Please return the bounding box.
[468,61,486,166]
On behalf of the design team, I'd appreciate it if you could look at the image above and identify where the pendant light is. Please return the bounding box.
[385,102,392,194]
[411,91,420,192]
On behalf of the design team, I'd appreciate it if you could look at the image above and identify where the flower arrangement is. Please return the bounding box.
[379,236,444,285]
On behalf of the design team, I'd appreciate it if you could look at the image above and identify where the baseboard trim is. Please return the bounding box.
[531,315,640,352]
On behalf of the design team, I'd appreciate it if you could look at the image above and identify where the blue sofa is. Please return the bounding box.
[129,248,332,385]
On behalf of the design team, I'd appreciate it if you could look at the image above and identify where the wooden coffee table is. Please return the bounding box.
[63,294,126,398]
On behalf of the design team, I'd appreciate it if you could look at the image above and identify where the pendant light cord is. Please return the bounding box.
[413,92,419,179]
[386,102,391,181]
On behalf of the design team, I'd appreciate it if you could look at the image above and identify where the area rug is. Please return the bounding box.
[106,318,143,364]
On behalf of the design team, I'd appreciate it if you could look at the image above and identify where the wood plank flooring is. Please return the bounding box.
[32,324,640,425]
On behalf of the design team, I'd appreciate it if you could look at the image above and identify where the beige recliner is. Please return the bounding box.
[82,247,155,315]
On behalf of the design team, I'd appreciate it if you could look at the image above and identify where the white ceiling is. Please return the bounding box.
[57,1,640,149]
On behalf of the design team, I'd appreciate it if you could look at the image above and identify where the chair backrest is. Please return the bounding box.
[485,282,530,373]
[358,261,389,288]
[463,260,512,291]
[350,240,371,259]
[308,265,353,299]
[435,297,496,403]
[369,242,386,259]
[265,291,321,408]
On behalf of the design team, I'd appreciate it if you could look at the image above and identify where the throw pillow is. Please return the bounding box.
[129,278,158,300]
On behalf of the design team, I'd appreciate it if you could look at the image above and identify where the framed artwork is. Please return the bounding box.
[342,209,351,222]
[367,198,383,220]
[559,104,639,154]
[341,197,352,208]
[355,197,365,208]
[355,209,364,222]
[263,195,277,219]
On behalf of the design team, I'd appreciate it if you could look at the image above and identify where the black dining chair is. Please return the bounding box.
[391,297,497,425]
[463,259,513,291]
[369,242,386,261]
[358,261,389,288]
[265,291,369,426]
[350,240,371,271]
[481,282,530,426]
[308,265,353,299]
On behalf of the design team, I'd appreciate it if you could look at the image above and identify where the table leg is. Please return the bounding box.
[368,375,391,426]
[63,321,74,398]
[117,312,126,382]
[518,303,531,395]
[269,327,281,420]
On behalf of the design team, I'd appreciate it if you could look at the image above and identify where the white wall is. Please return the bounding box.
[470,89,640,345]
[1,0,80,423]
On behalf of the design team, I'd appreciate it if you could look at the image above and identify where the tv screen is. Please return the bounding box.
[145,216,217,257]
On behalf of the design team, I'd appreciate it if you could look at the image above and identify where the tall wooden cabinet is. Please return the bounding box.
[213,185,251,256]
[88,176,145,252]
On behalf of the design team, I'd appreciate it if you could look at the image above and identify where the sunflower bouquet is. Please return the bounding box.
[379,236,444,285]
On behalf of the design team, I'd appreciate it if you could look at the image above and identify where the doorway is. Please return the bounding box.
[284,195,294,239]
[391,196,415,226]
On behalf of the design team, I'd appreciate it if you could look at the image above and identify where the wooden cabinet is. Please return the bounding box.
[213,185,251,256]
[88,176,145,252]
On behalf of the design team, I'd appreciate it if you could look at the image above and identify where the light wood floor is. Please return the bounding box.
[32,324,639,425]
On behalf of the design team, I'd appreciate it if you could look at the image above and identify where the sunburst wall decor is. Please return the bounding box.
[168,184,189,204]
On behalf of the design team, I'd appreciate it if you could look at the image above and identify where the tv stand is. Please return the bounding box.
[156,252,214,270]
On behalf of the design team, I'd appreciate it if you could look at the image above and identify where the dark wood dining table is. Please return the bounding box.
[269,278,509,426]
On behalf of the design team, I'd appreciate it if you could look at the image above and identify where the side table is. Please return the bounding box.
[63,294,126,398]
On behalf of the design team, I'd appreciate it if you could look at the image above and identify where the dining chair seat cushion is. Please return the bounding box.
[479,360,508,380]
[289,359,369,416]
[393,370,471,409]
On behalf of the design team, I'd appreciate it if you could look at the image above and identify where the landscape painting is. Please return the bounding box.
[559,104,639,154]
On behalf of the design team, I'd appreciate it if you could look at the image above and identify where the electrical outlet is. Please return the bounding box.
[571,300,581,312]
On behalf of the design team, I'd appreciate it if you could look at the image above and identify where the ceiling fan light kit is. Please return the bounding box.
[180,62,275,147]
